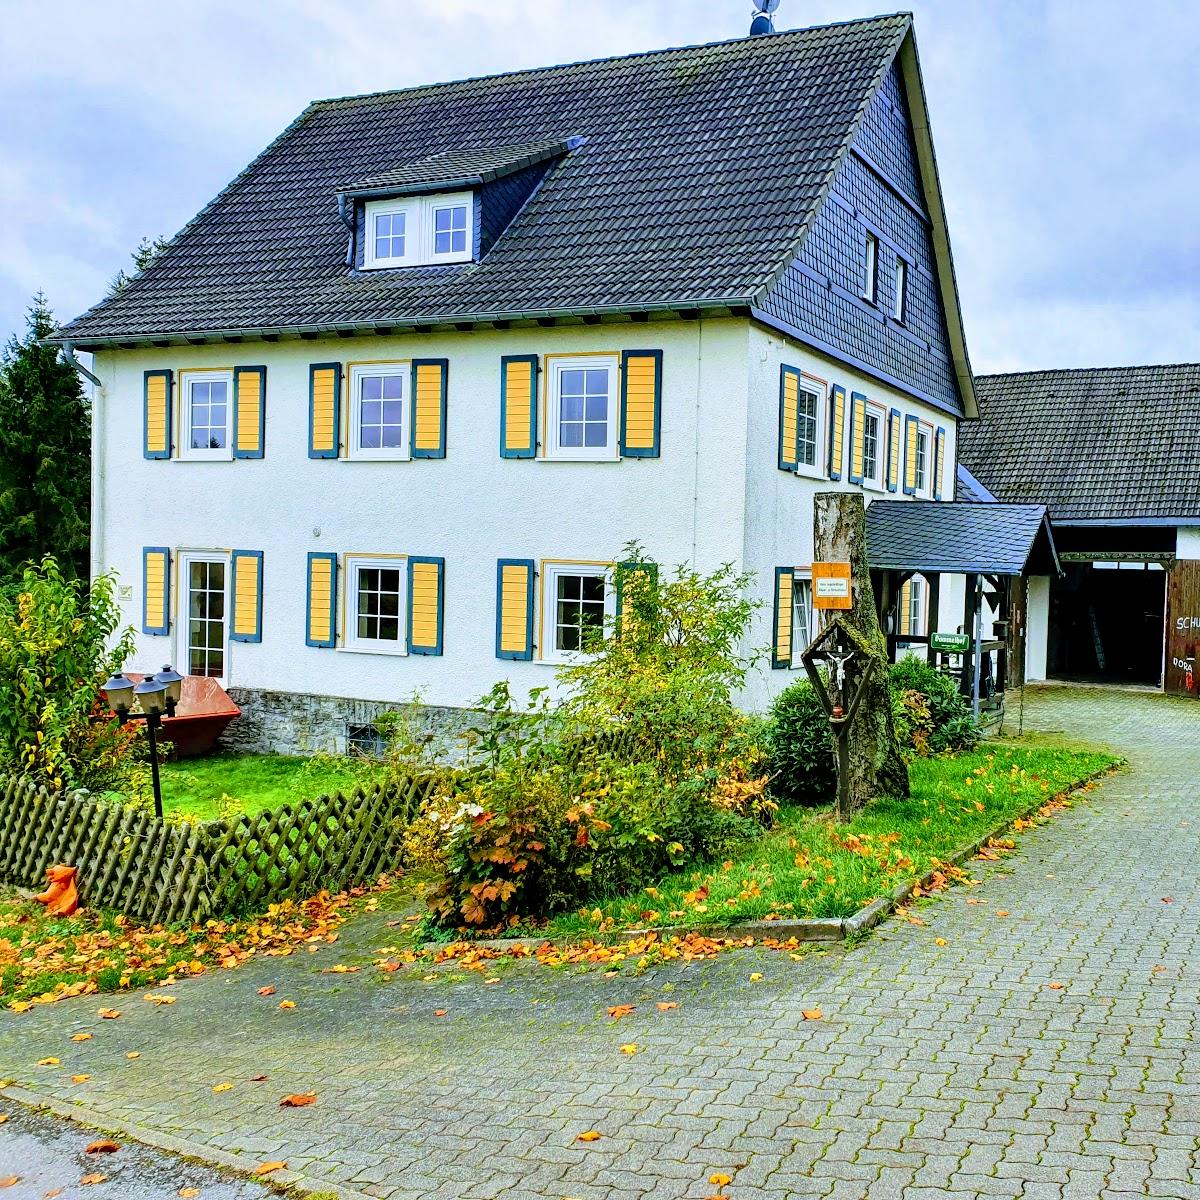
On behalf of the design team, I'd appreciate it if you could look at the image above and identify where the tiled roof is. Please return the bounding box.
[866,500,1058,576]
[338,138,579,195]
[955,463,995,504]
[57,15,911,344]
[960,365,1200,524]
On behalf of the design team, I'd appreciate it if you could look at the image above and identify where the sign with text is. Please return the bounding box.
[811,561,853,609]
[930,631,971,653]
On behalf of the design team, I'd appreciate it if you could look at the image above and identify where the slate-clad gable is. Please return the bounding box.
[56,17,914,344]
[758,62,959,412]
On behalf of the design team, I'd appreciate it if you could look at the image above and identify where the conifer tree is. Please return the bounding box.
[0,295,90,581]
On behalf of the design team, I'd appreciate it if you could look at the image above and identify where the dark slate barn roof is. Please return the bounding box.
[57,15,913,345]
[867,500,1059,576]
[960,365,1200,525]
[955,463,995,504]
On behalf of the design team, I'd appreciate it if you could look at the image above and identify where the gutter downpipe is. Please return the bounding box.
[62,340,102,387]
[337,195,356,267]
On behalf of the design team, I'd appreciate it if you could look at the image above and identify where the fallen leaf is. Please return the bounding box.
[576,1130,603,1142]
[256,986,276,997]
[749,973,764,982]
[619,1043,638,1055]
[278,1001,296,1010]
[656,1002,678,1012]
[1047,982,1064,990]
[434,1009,448,1018]
[85,1139,121,1154]
[0,1178,17,1189]
[71,1033,93,1043]
[71,1075,91,1084]
[80,1176,107,1187]
[44,1188,63,1199]
[483,977,500,985]
[212,1083,234,1094]
[179,1190,200,1198]
[248,1074,268,1082]
[126,1052,140,1060]
[606,1005,635,1020]
[97,1009,121,1020]
[252,1162,287,1176]
[802,1008,823,1021]
[280,1093,317,1108]
[321,964,360,974]
[0,1115,7,1125]
[1162,897,1174,904]
[934,938,947,947]
[37,1058,60,1067]
[710,1174,733,1187]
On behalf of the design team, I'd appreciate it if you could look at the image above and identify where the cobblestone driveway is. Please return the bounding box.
[2,686,1198,1200]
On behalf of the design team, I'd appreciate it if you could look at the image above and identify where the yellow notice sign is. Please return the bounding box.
[811,561,853,609]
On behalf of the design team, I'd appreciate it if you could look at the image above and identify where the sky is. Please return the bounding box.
[1,0,1197,373]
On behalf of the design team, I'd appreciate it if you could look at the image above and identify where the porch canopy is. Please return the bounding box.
[865,500,1061,700]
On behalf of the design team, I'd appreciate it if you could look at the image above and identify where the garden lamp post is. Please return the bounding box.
[102,666,181,820]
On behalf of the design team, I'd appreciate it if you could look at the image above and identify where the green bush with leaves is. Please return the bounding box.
[888,656,980,754]
[422,553,771,931]
[0,558,137,791]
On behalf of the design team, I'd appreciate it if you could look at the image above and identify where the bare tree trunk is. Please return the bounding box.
[814,493,909,811]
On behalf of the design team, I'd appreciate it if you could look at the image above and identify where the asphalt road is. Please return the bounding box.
[0,1106,267,1200]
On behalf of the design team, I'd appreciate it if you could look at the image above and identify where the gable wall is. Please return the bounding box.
[758,60,960,413]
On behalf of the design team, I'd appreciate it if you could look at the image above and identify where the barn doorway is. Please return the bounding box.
[1048,561,1166,686]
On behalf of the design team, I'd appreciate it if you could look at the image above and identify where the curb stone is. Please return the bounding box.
[444,761,1119,952]
[0,1083,375,1200]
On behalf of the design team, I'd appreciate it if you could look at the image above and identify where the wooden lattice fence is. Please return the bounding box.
[0,771,440,926]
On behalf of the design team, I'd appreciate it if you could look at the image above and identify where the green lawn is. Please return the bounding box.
[157,753,384,822]
[538,739,1119,939]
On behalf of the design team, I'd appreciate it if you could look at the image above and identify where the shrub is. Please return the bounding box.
[766,679,836,806]
[888,657,980,754]
[423,554,771,931]
[0,558,137,791]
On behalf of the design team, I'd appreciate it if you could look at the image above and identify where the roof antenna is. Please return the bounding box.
[749,0,779,35]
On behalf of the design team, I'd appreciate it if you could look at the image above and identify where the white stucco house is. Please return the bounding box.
[56,14,986,752]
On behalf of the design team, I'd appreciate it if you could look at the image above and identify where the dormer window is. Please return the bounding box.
[363,191,474,269]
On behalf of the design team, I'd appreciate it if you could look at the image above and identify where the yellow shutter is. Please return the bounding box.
[309,364,341,458]
[230,550,263,642]
[500,356,537,458]
[900,580,912,635]
[888,409,902,492]
[904,415,918,494]
[496,559,534,659]
[850,392,867,482]
[779,367,799,470]
[935,427,947,500]
[408,557,444,654]
[828,386,846,479]
[620,350,661,457]
[411,360,448,458]
[143,370,171,459]
[306,552,337,647]
[233,366,266,459]
[772,567,794,668]
[142,547,170,635]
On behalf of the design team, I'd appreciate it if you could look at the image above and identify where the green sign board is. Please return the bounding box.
[930,631,971,653]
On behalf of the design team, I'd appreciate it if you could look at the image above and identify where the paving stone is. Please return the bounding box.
[2,686,1198,1199]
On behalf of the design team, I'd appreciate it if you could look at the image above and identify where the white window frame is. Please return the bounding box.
[862,402,887,491]
[795,378,825,479]
[543,355,620,462]
[179,370,233,461]
[863,233,879,304]
[914,422,934,498]
[363,192,474,269]
[893,257,909,323]
[347,362,411,461]
[343,554,409,656]
[177,549,230,682]
[539,561,615,664]
[907,576,926,638]
[791,569,815,667]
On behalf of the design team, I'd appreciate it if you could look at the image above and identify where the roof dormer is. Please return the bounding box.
[336,137,583,271]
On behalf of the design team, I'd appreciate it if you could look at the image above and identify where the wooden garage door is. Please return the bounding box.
[1166,560,1200,696]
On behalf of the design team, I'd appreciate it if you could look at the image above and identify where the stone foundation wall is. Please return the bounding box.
[220,687,480,760]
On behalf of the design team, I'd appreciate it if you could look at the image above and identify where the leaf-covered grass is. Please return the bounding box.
[538,739,1119,938]
[155,753,384,822]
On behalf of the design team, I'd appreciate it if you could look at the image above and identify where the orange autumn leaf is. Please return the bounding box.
[0,1178,18,1189]
[37,1057,60,1067]
[278,1000,296,1010]
[606,1005,635,1020]
[576,1130,603,1142]
[71,1033,93,1042]
[321,964,359,974]
[802,1008,823,1021]
[656,1002,678,1012]
[85,1139,121,1155]
[433,1009,448,1018]
[98,1009,121,1020]
[43,1189,62,1199]
[126,1052,140,1060]
[709,1174,733,1186]
[252,1161,287,1176]
[0,1115,7,1125]
[1047,982,1064,990]
[71,1075,91,1084]
[179,1190,200,1199]
[256,986,276,997]
[994,910,1010,918]
[280,1093,317,1108]
[144,993,177,1005]
[80,1176,108,1187]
